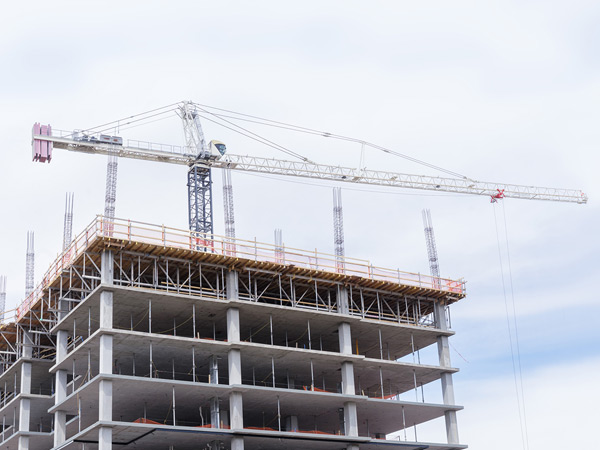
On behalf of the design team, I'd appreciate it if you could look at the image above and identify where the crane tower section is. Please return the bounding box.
[178,102,228,236]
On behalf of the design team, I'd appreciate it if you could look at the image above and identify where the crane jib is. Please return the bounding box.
[31,130,588,204]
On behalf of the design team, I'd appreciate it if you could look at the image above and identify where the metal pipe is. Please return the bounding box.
[192,347,196,382]
[193,304,196,338]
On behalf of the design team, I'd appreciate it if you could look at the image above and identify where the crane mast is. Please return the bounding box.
[178,101,214,235]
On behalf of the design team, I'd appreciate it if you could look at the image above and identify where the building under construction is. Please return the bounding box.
[0,216,466,450]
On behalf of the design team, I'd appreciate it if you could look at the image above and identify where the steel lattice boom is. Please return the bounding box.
[32,130,588,205]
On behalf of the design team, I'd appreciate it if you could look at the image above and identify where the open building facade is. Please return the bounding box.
[0,217,466,450]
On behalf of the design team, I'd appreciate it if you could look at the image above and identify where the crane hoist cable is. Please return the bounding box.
[492,200,530,450]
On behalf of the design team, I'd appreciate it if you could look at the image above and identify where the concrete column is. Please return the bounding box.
[99,335,113,374]
[22,331,34,359]
[53,330,68,447]
[18,398,30,431]
[98,331,113,425]
[98,255,114,448]
[229,392,243,429]
[18,338,32,448]
[17,435,30,450]
[227,300,244,431]
[18,436,29,450]
[100,291,113,330]
[99,379,112,421]
[20,362,32,395]
[344,402,358,437]
[226,270,239,301]
[339,323,356,395]
[98,426,112,450]
[227,308,240,343]
[434,300,459,445]
[337,286,349,315]
[101,250,114,284]
[228,349,241,385]
[341,362,355,395]
[285,415,298,432]
[338,322,352,355]
[19,396,30,450]
[231,436,244,450]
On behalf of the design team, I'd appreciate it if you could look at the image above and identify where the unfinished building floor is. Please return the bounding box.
[0,217,467,450]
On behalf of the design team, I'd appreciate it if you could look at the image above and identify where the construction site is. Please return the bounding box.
[0,101,587,450]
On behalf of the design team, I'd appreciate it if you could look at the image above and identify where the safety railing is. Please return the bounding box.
[15,216,465,323]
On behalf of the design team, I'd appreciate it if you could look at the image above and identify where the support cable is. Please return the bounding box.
[83,103,181,135]
[194,111,311,163]
[192,102,468,179]
[501,201,530,450]
[492,203,529,450]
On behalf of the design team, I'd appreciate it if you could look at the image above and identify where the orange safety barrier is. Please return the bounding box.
[133,418,161,425]
[302,385,335,393]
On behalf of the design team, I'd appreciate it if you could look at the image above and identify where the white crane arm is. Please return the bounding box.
[34,131,588,204]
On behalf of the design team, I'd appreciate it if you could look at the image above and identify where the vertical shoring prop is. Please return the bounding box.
[333,187,345,273]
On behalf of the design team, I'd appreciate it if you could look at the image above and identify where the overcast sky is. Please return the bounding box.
[1,1,599,448]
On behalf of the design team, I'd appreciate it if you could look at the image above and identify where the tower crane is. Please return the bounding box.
[31,101,588,239]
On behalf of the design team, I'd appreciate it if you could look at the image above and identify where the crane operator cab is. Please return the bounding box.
[208,140,227,159]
